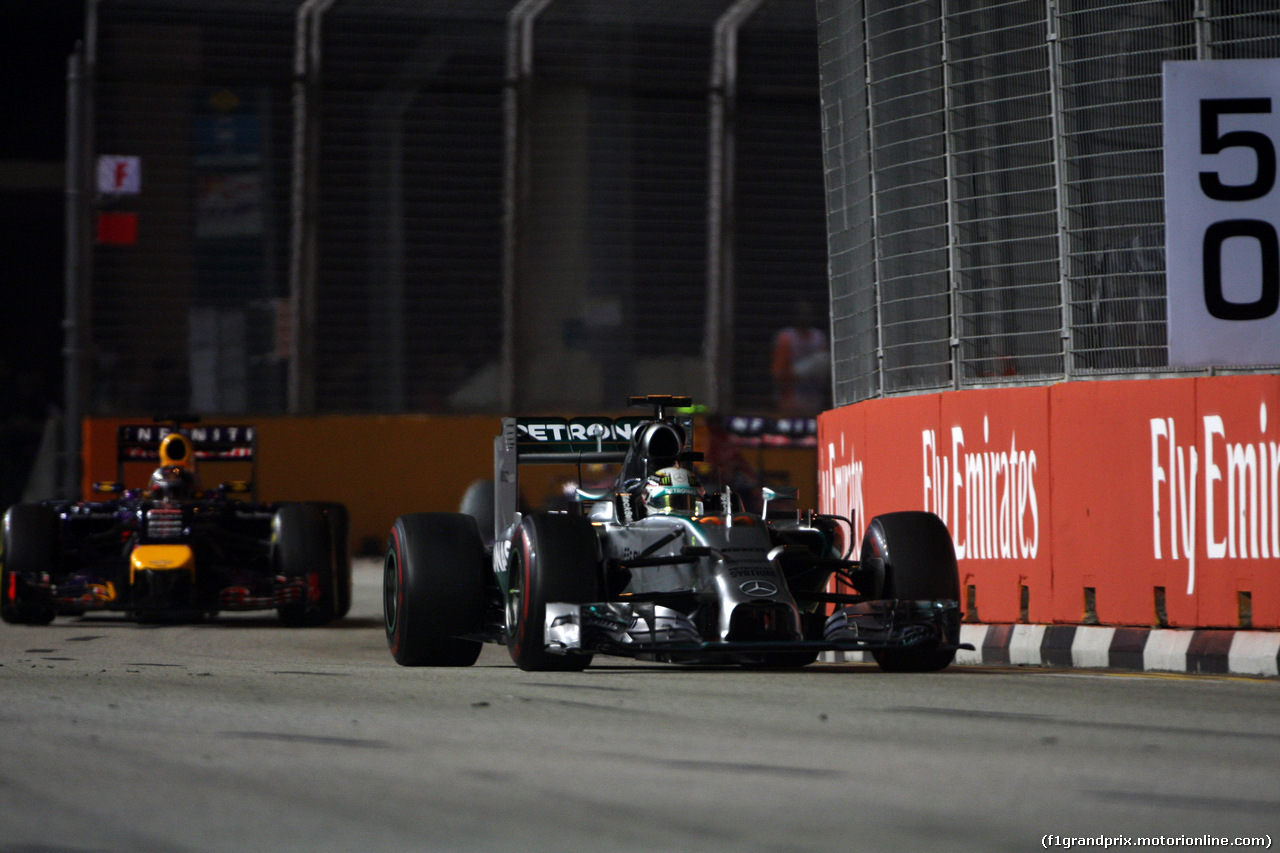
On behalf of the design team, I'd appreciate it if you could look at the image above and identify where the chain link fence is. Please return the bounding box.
[78,0,827,417]
[85,0,299,414]
[78,0,1280,421]
[819,0,1280,406]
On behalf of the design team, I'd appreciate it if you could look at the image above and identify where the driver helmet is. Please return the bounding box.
[643,465,704,516]
[148,464,196,499]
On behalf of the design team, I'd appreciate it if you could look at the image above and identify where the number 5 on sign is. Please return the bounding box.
[1164,59,1280,367]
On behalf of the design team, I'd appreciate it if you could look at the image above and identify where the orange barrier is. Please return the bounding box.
[818,375,1280,629]
[83,414,819,558]
[83,415,496,555]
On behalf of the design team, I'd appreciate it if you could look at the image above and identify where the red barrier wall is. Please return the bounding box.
[818,375,1280,629]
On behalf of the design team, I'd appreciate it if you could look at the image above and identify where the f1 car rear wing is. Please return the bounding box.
[720,414,817,448]
[493,401,701,543]
[504,417,644,463]
[113,422,257,492]
[117,424,256,463]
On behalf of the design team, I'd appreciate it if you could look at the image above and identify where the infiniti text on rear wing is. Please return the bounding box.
[117,424,257,463]
[114,424,257,490]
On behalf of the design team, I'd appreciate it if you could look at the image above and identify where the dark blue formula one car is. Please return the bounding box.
[2,420,350,626]
[385,395,969,672]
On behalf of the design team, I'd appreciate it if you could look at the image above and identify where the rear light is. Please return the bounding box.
[146,507,183,539]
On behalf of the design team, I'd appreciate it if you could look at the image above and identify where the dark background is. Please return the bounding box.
[1,2,85,505]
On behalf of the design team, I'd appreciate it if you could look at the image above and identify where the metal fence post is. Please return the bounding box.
[502,0,556,414]
[1046,0,1072,379]
[61,39,88,500]
[289,0,333,415]
[706,0,766,414]
[940,0,961,391]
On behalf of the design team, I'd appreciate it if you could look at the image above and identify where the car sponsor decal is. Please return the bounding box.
[117,425,256,461]
[514,417,646,453]
[729,567,778,579]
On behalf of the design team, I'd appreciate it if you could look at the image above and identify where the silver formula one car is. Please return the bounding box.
[384,395,969,672]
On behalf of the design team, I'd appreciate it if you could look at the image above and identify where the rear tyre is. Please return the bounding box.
[506,513,599,672]
[861,511,960,673]
[458,480,496,546]
[384,513,486,666]
[1,504,58,625]
[317,502,353,620]
[275,503,338,627]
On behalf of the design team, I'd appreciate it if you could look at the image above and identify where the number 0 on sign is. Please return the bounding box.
[1164,59,1280,367]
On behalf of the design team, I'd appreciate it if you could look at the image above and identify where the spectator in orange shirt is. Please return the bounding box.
[770,300,828,415]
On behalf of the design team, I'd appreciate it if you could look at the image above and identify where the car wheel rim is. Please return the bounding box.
[506,551,523,639]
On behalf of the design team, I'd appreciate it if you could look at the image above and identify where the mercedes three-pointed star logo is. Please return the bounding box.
[739,579,778,597]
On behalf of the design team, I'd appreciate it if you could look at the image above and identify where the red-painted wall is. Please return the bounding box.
[818,375,1280,629]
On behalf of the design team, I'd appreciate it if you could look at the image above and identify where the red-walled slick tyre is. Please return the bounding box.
[384,513,486,667]
[506,512,600,672]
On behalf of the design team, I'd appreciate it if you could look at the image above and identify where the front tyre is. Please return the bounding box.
[862,511,960,673]
[275,503,338,627]
[506,513,600,672]
[1,504,58,625]
[384,513,486,667]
